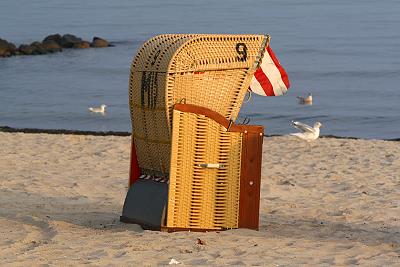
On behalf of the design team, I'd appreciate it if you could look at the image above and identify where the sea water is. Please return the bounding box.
[1,0,399,139]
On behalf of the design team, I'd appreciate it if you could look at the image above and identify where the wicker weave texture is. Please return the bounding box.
[129,34,267,177]
[166,109,242,230]
[167,34,267,125]
[129,34,195,176]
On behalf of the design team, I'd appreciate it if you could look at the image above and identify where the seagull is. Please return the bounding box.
[88,104,107,114]
[290,121,322,141]
[297,93,313,105]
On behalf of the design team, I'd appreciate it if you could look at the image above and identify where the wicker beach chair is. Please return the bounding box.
[121,34,268,231]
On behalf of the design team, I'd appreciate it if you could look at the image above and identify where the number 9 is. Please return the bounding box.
[236,43,247,62]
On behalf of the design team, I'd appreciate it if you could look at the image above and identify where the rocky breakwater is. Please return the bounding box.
[0,34,112,57]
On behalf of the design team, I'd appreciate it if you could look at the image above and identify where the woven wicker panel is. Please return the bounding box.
[129,35,195,175]
[166,34,267,124]
[129,34,268,177]
[167,109,242,230]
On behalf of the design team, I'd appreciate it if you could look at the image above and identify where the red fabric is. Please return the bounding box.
[266,46,290,89]
[129,138,140,187]
[253,67,275,96]
[249,45,290,97]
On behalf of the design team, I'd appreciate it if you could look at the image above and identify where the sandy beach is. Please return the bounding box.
[0,132,399,266]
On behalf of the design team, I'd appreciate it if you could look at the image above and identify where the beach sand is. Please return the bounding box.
[0,132,399,266]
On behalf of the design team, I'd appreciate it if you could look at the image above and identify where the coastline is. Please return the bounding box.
[0,131,399,265]
[1,125,399,141]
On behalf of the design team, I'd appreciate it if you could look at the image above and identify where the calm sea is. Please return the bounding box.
[1,0,399,139]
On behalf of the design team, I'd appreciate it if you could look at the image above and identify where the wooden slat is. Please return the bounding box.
[174,103,264,133]
[238,130,264,230]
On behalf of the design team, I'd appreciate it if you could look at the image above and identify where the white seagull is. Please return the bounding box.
[88,104,107,114]
[290,121,322,141]
[297,93,313,105]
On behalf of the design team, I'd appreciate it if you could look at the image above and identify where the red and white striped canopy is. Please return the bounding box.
[250,46,290,96]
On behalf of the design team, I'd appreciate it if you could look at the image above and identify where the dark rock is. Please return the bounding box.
[18,44,35,55]
[19,41,59,55]
[30,42,48,55]
[42,34,62,45]
[90,37,110,48]
[42,40,62,53]
[0,38,17,57]
[73,41,90,49]
[59,34,83,48]
[2,34,113,58]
